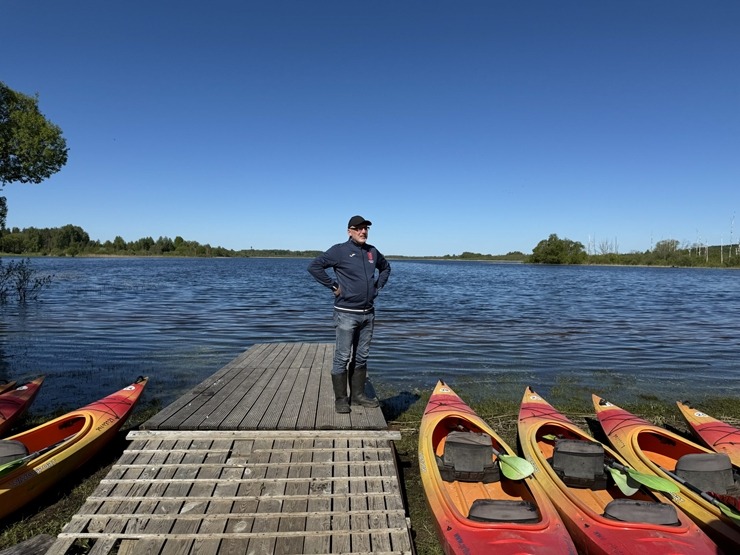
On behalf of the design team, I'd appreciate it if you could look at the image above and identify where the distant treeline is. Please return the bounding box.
[0,225,321,258]
[1,225,738,268]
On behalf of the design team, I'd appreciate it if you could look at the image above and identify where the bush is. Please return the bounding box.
[0,258,53,302]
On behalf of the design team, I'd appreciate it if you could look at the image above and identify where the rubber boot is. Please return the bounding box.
[350,366,379,408]
[331,372,351,413]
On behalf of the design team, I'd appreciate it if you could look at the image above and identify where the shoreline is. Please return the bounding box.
[2,392,739,553]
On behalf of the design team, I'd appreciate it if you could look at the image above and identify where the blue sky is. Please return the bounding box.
[3,1,739,256]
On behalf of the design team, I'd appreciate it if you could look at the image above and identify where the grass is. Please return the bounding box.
[1,391,739,554]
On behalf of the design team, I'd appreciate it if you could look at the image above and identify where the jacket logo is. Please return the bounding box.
[350,253,356,257]
[367,252,374,262]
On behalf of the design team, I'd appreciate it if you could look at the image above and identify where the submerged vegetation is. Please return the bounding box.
[0,257,52,302]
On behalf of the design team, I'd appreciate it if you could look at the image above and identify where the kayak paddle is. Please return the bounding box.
[0,433,77,478]
[605,459,679,494]
[540,434,678,494]
[605,464,640,496]
[492,445,535,480]
[454,424,534,480]
[658,465,740,523]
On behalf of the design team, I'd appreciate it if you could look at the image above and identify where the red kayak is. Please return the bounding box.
[0,381,17,395]
[420,381,577,554]
[0,377,45,437]
[677,401,740,467]
[0,376,148,519]
[519,388,721,555]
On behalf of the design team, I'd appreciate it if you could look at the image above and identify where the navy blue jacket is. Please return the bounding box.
[308,239,391,312]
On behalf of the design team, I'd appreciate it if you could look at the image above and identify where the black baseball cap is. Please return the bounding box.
[348,215,372,228]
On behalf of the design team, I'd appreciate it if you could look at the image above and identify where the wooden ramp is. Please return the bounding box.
[45,343,414,555]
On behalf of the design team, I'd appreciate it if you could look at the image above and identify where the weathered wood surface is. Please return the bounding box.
[0,535,55,555]
[142,343,387,431]
[42,343,413,555]
[45,431,412,555]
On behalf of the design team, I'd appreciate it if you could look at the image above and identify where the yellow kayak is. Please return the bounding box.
[419,381,576,554]
[0,376,148,519]
[519,388,720,554]
[594,393,740,552]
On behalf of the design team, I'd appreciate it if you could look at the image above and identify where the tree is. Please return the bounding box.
[0,81,68,229]
[531,233,587,264]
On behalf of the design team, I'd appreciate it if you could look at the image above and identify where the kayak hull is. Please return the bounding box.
[676,401,740,467]
[593,394,740,552]
[0,376,148,519]
[0,377,45,437]
[518,388,720,555]
[419,381,576,554]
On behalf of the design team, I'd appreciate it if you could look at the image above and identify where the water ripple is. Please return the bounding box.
[1,258,738,411]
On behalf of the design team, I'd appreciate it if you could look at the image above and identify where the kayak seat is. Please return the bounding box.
[675,453,736,494]
[551,438,607,489]
[468,499,539,523]
[0,440,28,465]
[603,499,680,526]
[436,430,500,483]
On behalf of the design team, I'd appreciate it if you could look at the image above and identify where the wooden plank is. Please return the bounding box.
[349,438,373,553]
[158,437,218,555]
[276,343,318,429]
[365,439,393,552]
[303,437,333,554]
[127,430,401,440]
[236,344,302,429]
[273,437,310,554]
[331,437,351,553]
[258,343,312,429]
[187,343,291,430]
[200,343,293,430]
[0,535,55,555]
[193,440,243,555]
[141,344,272,430]
[295,343,327,429]
[314,345,342,430]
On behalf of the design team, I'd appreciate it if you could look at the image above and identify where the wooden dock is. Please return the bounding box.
[44,343,414,555]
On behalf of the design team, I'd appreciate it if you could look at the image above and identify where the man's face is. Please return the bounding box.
[348,225,369,244]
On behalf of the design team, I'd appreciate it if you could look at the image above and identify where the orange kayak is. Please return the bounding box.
[0,376,148,519]
[676,401,740,467]
[419,381,577,554]
[593,394,740,551]
[0,376,45,437]
[519,388,719,555]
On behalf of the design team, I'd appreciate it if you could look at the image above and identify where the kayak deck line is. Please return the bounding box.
[44,342,414,555]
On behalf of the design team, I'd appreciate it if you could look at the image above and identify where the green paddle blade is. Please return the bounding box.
[0,457,27,478]
[606,465,640,496]
[492,447,535,480]
[608,461,680,494]
[0,434,76,479]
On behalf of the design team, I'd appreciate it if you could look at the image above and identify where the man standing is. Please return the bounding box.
[308,215,391,413]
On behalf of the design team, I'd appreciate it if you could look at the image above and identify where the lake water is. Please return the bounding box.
[1,257,738,414]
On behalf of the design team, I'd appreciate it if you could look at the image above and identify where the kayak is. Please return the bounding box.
[593,394,740,551]
[0,376,148,519]
[676,400,740,466]
[518,387,719,554]
[0,381,17,395]
[419,381,577,554]
[0,376,45,437]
